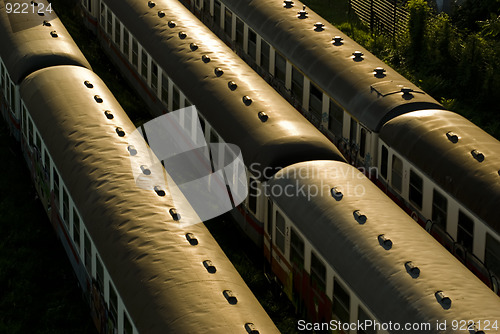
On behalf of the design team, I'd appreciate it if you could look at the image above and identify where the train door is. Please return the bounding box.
[290,227,306,317]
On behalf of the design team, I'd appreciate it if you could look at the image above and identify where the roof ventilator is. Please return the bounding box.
[50,30,58,37]
[401,87,413,96]
[104,110,114,119]
[378,234,392,250]
[127,145,138,156]
[84,80,94,88]
[148,1,155,8]
[330,187,343,201]
[42,20,51,26]
[223,290,237,305]
[158,11,165,18]
[203,260,216,273]
[169,208,181,221]
[140,165,151,175]
[179,32,187,39]
[352,51,364,61]
[332,36,343,45]
[185,233,198,245]
[435,291,452,309]
[258,112,268,122]
[116,127,125,137]
[214,67,224,77]
[94,95,103,103]
[374,67,386,77]
[471,149,484,162]
[243,96,252,106]
[245,323,260,334]
[168,21,176,28]
[353,210,367,224]
[283,0,294,8]
[314,22,325,32]
[154,186,166,196]
[228,81,237,90]
[190,43,198,51]
[202,55,211,63]
[405,261,420,278]
[446,131,459,143]
[297,6,308,19]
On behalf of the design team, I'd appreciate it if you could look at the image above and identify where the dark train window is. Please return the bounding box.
[457,210,474,252]
[28,118,33,147]
[124,313,133,334]
[310,252,326,292]
[62,188,69,226]
[409,170,423,210]
[267,199,272,236]
[333,279,350,323]
[432,189,447,230]
[109,283,118,322]
[87,0,91,12]
[391,154,403,193]
[290,228,304,269]
[275,211,286,253]
[199,116,206,134]
[274,52,286,84]
[485,234,500,280]
[123,28,129,58]
[357,307,375,334]
[328,100,343,136]
[350,118,357,145]
[132,39,138,69]
[359,128,367,158]
[10,82,14,111]
[106,10,112,35]
[248,177,258,214]
[309,83,323,120]
[53,167,60,203]
[42,148,48,169]
[235,18,244,48]
[224,8,232,37]
[291,66,303,105]
[84,232,91,273]
[151,61,158,93]
[172,86,180,111]
[96,256,104,290]
[214,0,221,26]
[247,28,257,61]
[141,49,148,80]
[35,131,41,150]
[260,40,270,72]
[73,208,80,250]
[100,3,105,28]
[380,145,388,179]
[161,74,169,105]
[21,106,26,136]
[114,19,120,46]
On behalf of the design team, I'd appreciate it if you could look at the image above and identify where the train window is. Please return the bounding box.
[275,211,286,253]
[350,118,358,145]
[432,189,447,230]
[28,118,33,147]
[310,252,326,292]
[391,155,403,193]
[203,0,210,13]
[124,313,133,334]
[199,116,206,134]
[380,145,388,179]
[172,86,180,111]
[274,52,286,84]
[161,74,169,105]
[123,28,130,58]
[10,82,15,111]
[235,18,244,48]
[100,3,105,28]
[457,210,474,252]
[359,128,367,158]
[109,282,118,323]
[0,62,3,88]
[224,8,232,37]
[114,19,121,46]
[141,49,148,80]
[357,307,375,334]
[485,234,500,280]
[73,208,80,250]
[84,232,91,273]
[267,199,272,237]
[21,105,26,135]
[132,39,138,69]
[328,100,343,136]
[260,40,270,72]
[291,66,303,105]
[151,61,158,93]
[96,256,104,290]
[106,9,112,35]
[46,157,51,186]
[35,131,41,151]
[42,148,47,169]
[290,228,304,269]
[53,167,60,204]
[248,177,258,214]
[333,279,350,323]
[247,28,257,61]
[409,170,423,210]
[62,188,69,226]
[87,0,91,12]
[214,0,221,26]
[309,83,322,120]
